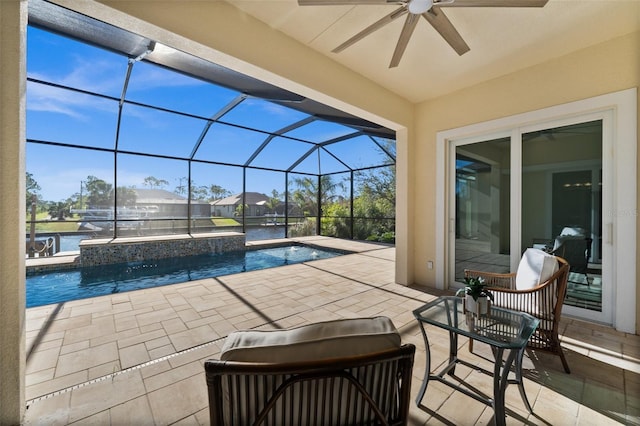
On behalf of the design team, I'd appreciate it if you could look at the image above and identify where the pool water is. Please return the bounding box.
[26,245,341,308]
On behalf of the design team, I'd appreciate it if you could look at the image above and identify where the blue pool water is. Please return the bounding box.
[27,245,341,308]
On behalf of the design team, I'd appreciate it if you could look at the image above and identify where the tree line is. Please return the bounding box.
[26,165,395,243]
[26,174,233,219]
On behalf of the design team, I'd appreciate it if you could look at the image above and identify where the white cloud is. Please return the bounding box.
[27,79,115,119]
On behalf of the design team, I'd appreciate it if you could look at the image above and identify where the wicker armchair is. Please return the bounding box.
[464,249,571,373]
[204,317,416,425]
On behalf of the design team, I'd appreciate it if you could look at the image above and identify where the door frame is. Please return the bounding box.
[435,88,637,333]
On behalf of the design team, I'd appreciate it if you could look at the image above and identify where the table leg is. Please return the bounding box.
[415,322,432,406]
[492,347,518,426]
[493,345,533,413]
[515,347,533,413]
[448,330,458,376]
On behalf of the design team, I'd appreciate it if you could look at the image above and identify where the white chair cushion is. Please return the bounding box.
[220,316,401,363]
[515,248,559,290]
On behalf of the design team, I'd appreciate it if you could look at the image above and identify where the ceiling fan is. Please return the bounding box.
[298,0,548,68]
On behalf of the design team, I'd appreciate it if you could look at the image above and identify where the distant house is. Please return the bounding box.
[77,189,212,233]
[133,189,211,218]
[211,192,282,218]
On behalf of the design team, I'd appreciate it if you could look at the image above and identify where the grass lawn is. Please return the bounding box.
[212,217,241,226]
[30,212,80,232]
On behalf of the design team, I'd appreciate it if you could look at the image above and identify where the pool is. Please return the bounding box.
[26,245,342,308]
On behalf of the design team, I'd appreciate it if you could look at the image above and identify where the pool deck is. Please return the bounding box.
[23,236,639,425]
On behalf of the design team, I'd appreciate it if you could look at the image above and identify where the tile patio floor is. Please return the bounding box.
[23,237,639,425]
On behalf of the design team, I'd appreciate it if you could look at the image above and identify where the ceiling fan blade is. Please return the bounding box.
[333,6,407,53]
[422,8,470,55]
[438,0,548,7]
[298,0,401,5]
[389,13,420,68]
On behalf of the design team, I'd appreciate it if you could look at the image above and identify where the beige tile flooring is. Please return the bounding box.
[23,237,639,425]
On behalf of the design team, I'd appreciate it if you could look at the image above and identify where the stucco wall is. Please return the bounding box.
[0,1,27,423]
[412,31,640,331]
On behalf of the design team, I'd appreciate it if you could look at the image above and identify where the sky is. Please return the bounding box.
[26,26,395,203]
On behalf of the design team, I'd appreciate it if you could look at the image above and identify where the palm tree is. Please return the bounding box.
[291,175,342,216]
[265,190,281,214]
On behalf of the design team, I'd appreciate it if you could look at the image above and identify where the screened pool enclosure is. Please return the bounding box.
[25,0,396,253]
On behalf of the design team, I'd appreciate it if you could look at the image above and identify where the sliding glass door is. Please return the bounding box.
[450,118,611,324]
[454,138,510,282]
[522,120,604,314]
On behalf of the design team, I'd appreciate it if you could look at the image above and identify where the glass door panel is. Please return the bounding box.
[454,138,510,282]
[522,120,603,312]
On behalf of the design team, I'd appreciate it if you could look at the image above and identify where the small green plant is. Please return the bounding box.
[456,276,494,301]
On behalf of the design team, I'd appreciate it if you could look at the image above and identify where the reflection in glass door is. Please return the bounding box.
[454,138,510,282]
[522,121,603,312]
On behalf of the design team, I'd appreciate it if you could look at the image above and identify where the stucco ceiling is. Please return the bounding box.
[226,0,640,104]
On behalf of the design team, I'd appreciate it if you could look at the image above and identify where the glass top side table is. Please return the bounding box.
[413,296,540,426]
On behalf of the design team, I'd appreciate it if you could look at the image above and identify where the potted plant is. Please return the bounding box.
[457,276,494,316]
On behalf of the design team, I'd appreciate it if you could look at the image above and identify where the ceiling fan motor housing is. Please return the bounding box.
[408,0,433,14]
